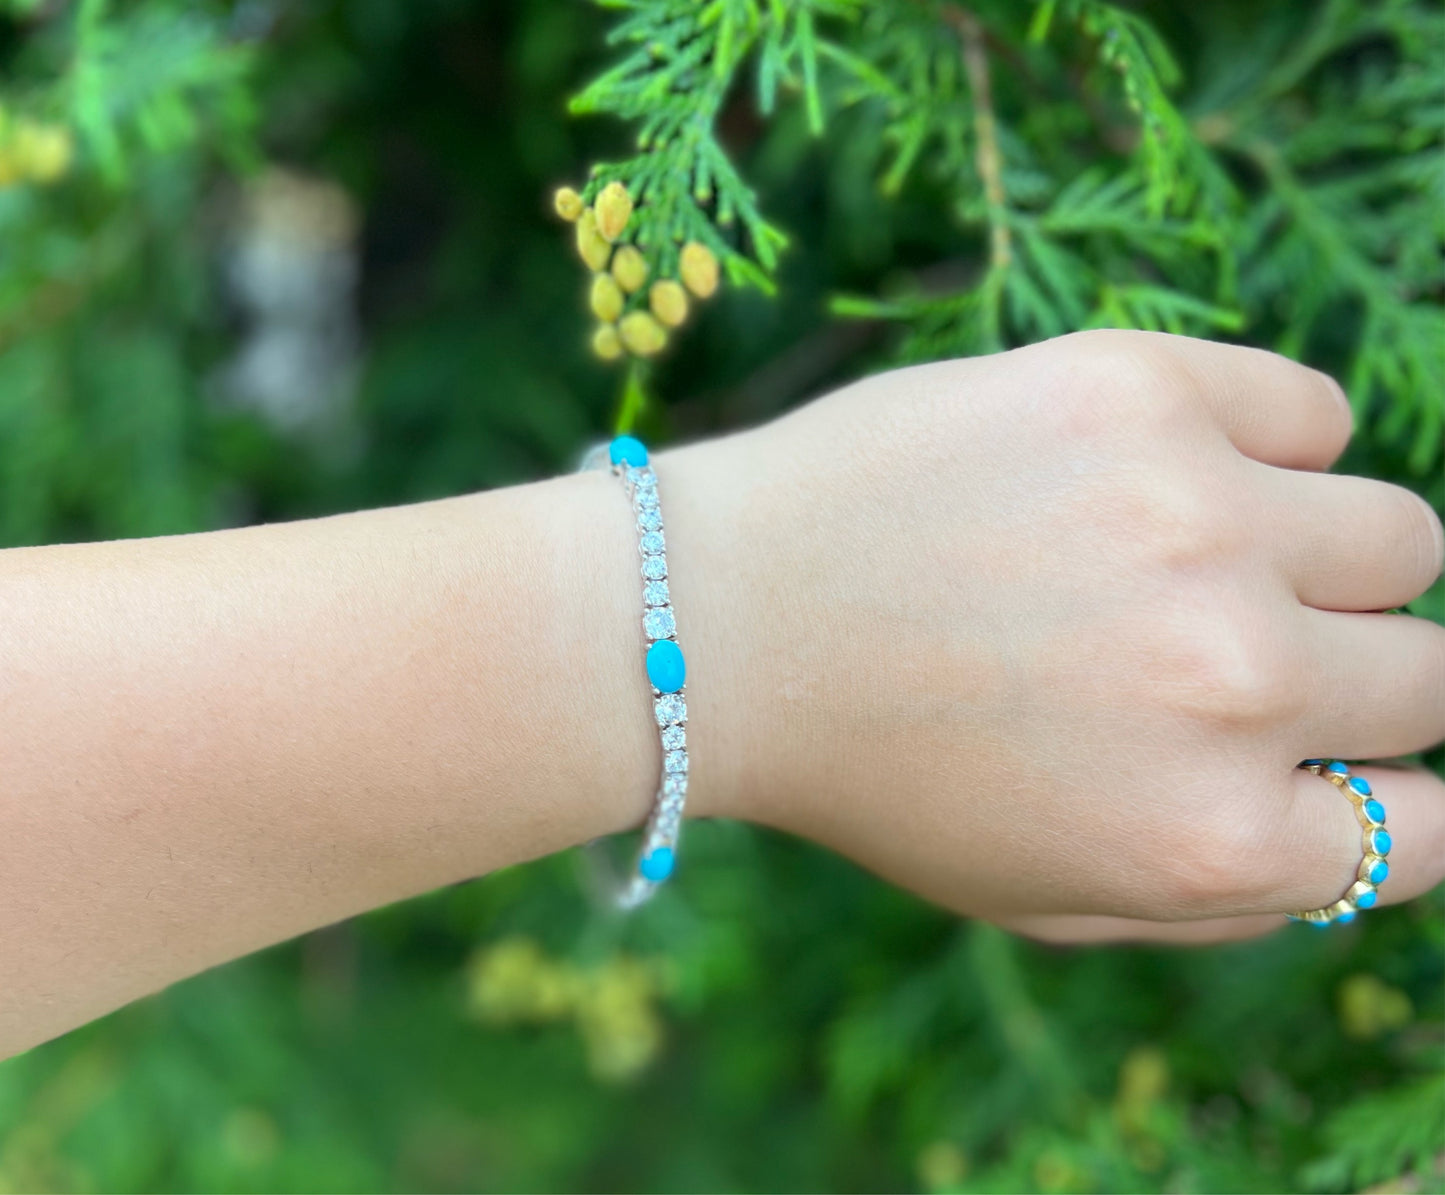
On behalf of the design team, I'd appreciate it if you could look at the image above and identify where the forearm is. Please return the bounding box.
[0,467,694,1056]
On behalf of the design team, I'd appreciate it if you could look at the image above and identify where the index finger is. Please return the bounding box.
[1084,331,1356,471]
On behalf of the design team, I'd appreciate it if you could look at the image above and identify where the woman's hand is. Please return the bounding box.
[665,330,1445,936]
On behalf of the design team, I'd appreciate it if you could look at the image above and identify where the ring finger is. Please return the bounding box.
[993,912,1287,946]
[1269,765,1445,916]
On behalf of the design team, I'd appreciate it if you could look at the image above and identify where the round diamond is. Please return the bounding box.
[665,749,688,774]
[643,580,670,607]
[654,693,686,726]
[641,555,667,580]
[643,606,676,640]
[660,725,685,751]
[637,509,663,533]
[663,774,686,799]
[639,531,665,555]
[635,487,659,511]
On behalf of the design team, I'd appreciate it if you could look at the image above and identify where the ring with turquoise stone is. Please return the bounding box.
[577,435,691,910]
[1288,759,1390,926]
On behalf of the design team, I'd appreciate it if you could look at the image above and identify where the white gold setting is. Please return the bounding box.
[580,444,691,910]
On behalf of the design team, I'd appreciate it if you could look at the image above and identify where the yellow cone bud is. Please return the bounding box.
[553,185,584,222]
[575,209,612,272]
[611,245,648,294]
[13,121,72,184]
[594,181,633,242]
[619,311,667,357]
[649,279,688,328]
[589,272,625,323]
[592,324,623,361]
[679,241,719,298]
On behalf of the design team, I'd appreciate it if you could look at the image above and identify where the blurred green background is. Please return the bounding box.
[0,1,1441,1191]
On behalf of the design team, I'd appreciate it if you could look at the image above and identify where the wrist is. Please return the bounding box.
[647,433,772,827]
[528,468,661,844]
[551,429,781,839]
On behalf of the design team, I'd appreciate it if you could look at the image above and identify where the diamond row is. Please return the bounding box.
[613,447,687,898]
[628,462,689,832]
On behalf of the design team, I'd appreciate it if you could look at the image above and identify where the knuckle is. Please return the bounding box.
[1141,606,1304,731]
[1144,481,1246,575]
[1046,330,1189,435]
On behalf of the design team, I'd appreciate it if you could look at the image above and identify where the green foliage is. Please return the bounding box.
[564,1,1442,472]
[0,0,256,544]
[566,0,845,293]
[1301,1071,1445,1192]
[0,1,1441,1192]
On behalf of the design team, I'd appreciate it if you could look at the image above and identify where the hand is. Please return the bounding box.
[663,330,1445,939]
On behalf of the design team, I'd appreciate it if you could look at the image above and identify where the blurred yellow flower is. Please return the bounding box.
[592,324,623,361]
[915,1140,968,1191]
[611,244,648,293]
[619,310,667,356]
[553,185,584,221]
[649,279,688,328]
[0,116,74,189]
[574,958,665,1082]
[1338,973,1412,1040]
[1115,1045,1169,1136]
[594,180,633,242]
[13,121,73,183]
[466,936,576,1024]
[589,272,625,323]
[465,937,668,1082]
[679,240,718,298]
[575,208,612,272]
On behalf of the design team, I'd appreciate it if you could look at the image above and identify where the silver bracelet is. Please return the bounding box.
[580,434,688,909]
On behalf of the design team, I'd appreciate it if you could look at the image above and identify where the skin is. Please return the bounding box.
[1,330,1441,1059]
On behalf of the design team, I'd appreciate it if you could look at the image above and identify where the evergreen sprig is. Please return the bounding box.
[569,0,863,293]
[569,0,1444,472]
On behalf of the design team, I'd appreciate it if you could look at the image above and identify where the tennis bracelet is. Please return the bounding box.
[581,434,688,909]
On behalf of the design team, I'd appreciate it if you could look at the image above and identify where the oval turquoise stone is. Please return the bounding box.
[1364,798,1385,824]
[609,435,649,468]
[1348,776,1372,797]
[1327,761,1349,775]
[640,846,674,882]
[646,639,686,693]
[1372,829,1392,856]
[1354,889,1378,909]
[1368,859,1389,884]
[1335,910,1357,924]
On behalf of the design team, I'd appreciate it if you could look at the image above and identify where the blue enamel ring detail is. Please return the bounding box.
[1288,760,1390,926]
